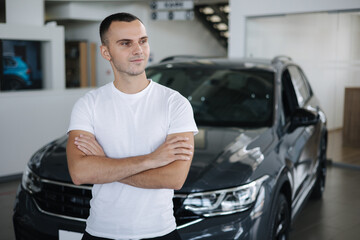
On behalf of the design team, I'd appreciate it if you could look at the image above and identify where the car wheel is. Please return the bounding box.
[270,193,290,240]
[311,134,327,199]
[2,75,26,90]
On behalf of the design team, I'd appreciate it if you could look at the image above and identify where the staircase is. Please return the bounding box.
[194,2,229,49]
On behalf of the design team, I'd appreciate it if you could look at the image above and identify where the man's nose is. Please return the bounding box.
[132,42,143,55]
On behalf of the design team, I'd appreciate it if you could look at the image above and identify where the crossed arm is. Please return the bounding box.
[66,130,194,190]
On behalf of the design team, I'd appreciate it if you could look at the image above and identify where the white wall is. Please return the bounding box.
[229,0,360,130]
[0,0,78,178]
[0,89,89,177]
[229,0,360,57]
[147,20,227,63]
[6,0,44,26]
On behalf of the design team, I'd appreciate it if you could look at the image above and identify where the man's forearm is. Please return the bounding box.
[119,132,194,190]
[68,154,153,185]
[120,160,191,190]
[67,130,193,186]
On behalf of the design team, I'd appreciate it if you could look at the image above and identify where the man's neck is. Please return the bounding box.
[113,73,149,94]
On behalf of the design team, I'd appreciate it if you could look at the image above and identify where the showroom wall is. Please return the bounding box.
[0,0,226,178]
[0,0,79,179]
[229,0,360,130]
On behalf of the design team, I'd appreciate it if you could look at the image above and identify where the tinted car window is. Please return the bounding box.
[4,56,17,67]
[299,68,313,97]
[146,67,274,128]
[288,66,310,107]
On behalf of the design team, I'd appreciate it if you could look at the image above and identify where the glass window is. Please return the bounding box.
[146,66,275,128]
[288,66,310,107]
[299,68,313,97]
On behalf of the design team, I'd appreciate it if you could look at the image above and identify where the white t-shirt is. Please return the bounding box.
[68,80,198,239]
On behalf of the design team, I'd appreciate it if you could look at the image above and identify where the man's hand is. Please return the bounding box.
[74,134,105,157]
[121,132,195,189]
[147,136,193,169]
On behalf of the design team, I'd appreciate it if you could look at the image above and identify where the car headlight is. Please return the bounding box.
[183,175,269,217]
[22,166,42,194]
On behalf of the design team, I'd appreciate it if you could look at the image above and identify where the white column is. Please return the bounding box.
[228,12,246,58]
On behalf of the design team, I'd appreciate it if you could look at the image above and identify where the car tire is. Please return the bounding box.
[2,75,26,90]
[269,193,291,240]
[311,133,327,199]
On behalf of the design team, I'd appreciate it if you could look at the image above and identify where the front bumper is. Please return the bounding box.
[13,185,86,240]
[178,210,268,240]
[13,185,270,240]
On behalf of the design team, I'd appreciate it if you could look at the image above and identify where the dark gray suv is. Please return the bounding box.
[13,56,327,240]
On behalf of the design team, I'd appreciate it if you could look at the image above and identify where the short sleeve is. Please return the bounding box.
[67,94,95,135]
[168,93,198,135]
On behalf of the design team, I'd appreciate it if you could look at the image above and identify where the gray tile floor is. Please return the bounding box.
[289,164,360,240]
[1,165,360,240]
[0,179,19,240]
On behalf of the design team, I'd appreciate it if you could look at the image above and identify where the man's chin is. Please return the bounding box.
[127,69,146,76]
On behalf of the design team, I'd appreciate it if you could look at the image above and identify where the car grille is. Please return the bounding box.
[33,179,91,221]
[33,179,201,226]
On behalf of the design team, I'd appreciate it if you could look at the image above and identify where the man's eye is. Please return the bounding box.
[140,39,148,44]
[121,42,131,46]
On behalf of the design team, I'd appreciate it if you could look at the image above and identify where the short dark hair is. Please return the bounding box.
[99,12,143,45]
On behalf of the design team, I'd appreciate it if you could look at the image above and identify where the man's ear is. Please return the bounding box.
[100,45,111,61]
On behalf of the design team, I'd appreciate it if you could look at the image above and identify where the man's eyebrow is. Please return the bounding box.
[116,39,132,43]
[116,36,148,43]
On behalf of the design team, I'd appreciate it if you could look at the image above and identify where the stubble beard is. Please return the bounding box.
[113,59,147,77]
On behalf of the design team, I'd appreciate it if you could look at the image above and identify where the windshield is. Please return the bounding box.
[146,66,274,128]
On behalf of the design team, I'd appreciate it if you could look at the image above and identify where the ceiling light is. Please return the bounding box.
[201,7,214,15]
[220,5,230,13]
[220,31,229,38]
[207,15,221,23]
[214,23,228,31]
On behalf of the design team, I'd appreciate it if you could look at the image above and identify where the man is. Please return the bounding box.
[66,12,198,240]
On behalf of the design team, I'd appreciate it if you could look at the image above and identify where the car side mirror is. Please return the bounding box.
[288,108,319,133]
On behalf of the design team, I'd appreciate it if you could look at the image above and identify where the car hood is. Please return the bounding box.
[29,135,73,183]
[179,126,273,193]
[30,127,273,192]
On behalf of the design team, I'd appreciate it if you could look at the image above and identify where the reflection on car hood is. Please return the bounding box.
[31,135,72,183]
[32,127,273,192]
[180,126,272,193]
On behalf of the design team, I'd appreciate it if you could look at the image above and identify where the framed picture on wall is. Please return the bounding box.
[0,39,43,91]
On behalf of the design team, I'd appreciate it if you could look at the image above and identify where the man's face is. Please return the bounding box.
[102,20,150,77]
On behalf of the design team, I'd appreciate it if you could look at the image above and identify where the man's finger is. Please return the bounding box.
[75,137,98,152]
[76,135,105,156]
[171,141,193,150]
[173,148,193,156]
[77,145,93,155]
[174,155,191,161]
[167,136,189,144]
[75,139,99,154]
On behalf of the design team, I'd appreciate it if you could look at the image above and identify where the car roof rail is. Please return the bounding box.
[271,55,292,64]
[159,55,216,63]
